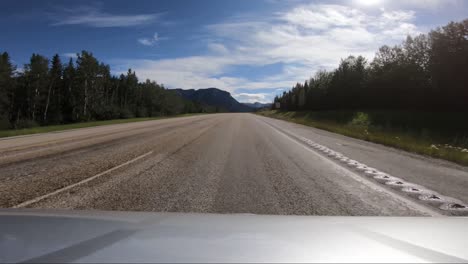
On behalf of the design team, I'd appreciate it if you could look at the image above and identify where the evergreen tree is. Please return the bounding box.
[24,54,49,122]
[43,54,63,124]
[62,58,76,122]
[0,52,15,127]
[76,51,99,120]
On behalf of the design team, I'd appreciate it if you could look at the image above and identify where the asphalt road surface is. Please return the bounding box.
[1,113,468,216]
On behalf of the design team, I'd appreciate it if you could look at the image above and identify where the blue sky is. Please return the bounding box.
[1,0,467,103]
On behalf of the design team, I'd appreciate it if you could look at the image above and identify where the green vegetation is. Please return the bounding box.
[0,113,202,138]
[259,110,468,166]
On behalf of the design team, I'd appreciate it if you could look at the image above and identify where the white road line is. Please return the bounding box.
[262,120,443,217]
[12,151,154,208]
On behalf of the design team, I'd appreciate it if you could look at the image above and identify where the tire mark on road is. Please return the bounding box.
[12,151,154,208]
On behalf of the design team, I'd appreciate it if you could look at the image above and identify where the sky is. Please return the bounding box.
[1,0,467,103]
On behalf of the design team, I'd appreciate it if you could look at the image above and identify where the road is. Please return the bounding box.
[1,113,467,216]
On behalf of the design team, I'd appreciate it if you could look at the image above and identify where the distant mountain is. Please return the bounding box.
[174,88,253,112]
[243,102,272,109]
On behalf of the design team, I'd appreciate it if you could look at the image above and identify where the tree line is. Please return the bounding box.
[273,19,468,112]
[0,51,214,129]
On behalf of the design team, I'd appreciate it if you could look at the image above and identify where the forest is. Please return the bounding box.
[273,19,468,113]
[0,51,214,129]
[265,19,468,164]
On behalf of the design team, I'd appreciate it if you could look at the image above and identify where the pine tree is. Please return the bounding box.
[0,52,16,128]
[24,54,49,123]
[62,58,76,122]
[76,51,99,120]
[43,54,63,123]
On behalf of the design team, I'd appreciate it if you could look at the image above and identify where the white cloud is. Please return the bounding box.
[138,32,160,46]
[382,23,420,40]
[61,53,77,59]
[51,6,160,27]
[389,0,461,10]
[115,3,425,101]
[202,5,419,67]
[15,67,25,74]
[208,43,229,54]
[233,93,270,103]
[138,39,153,46]
[380,9,415,22]
[279,4,366,30]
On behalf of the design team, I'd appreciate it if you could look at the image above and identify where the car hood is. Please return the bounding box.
[1,209,467,263]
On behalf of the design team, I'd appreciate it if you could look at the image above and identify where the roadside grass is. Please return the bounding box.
[257,110,468,166]
[0,113,203,139]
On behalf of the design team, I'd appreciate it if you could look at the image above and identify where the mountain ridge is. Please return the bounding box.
[174,88,253,112]
[243,102,272,109]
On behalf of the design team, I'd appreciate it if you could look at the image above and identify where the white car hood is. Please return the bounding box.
[1,209,467,263]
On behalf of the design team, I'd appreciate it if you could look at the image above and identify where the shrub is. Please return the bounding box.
[349,112,370,127]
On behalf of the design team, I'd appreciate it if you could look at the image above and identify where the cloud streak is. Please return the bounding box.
[51,6,160,27]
